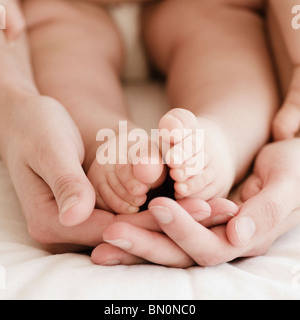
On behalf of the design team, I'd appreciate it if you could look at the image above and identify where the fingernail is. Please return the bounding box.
[104,239,132,250]
[101,260,121,266]
[211,212,235,225]
[191,210,211,222]
[235,217,256,245]
[149,206,174,224]
[60,196,79,217]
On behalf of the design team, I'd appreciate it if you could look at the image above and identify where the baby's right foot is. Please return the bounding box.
[87,132,165,215]
[159,108,237,200]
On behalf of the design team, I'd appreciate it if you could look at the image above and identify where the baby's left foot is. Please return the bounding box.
[87,132,165,215]
[159,108,237,200]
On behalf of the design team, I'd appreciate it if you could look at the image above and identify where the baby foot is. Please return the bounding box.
[159,108,236,200]
[87,131,165,215]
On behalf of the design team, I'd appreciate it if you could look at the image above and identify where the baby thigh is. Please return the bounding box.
[22,0,124,98]
[22,0,127,147]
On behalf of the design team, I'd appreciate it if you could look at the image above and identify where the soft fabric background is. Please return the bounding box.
[0,4,299,300]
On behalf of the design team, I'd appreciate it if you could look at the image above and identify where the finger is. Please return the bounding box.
[240,173,262,202]
[273,104,300,140]
[102,222,194,268]
[200,198,239,227]
[272,68,300,140]
[25,100,96,227]
[13,164,160,247]
[91,243,147,266]
[13,166,110,245]
[149,198,242,266]
[176,198,211,221]
[46,162,96,227]
[10,163,94,244]
[226,178,297,247]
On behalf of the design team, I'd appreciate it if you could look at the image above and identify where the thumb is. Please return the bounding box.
[32,142,96,227]
[49,164,96,227]
[226,178,296,247]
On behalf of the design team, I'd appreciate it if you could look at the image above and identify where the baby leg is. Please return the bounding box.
[24,0,164,215]
[143,0,279,200]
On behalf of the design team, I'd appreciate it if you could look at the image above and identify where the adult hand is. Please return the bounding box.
[227,139,300,248]
[93,140,300,267]
[0,21,95,248]
[91,197,240,266]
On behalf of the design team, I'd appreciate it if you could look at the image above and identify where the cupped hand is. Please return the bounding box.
[91,197,240,267]
[92,139,300,267]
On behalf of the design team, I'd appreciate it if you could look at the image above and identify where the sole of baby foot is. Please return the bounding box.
[88,134,165,215]
[159,108,237,201]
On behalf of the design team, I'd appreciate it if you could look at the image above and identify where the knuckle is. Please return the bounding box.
[54,174,82,200]
[247,242,272,257]
[196,252,224,267]
[172,230,192,244]
[262,196,285,230]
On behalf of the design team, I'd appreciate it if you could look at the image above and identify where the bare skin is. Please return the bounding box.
[143,0,279,200]
[24,0,278,221]
[2,0,300,265]
[23,0,165,218]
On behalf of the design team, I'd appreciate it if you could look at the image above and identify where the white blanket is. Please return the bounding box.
[0,81,300,300]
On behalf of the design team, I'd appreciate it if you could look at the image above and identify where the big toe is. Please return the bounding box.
[159,108,198,144]
[130,141,165,187]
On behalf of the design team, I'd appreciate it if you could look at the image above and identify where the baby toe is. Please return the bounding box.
[97,181,140,215]
[107,171,147,208]
[175,168,216,197]
[116,164,149,196]
[159,108,198,144]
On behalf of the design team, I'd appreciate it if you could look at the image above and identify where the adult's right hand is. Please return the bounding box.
[0,12,96,249]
